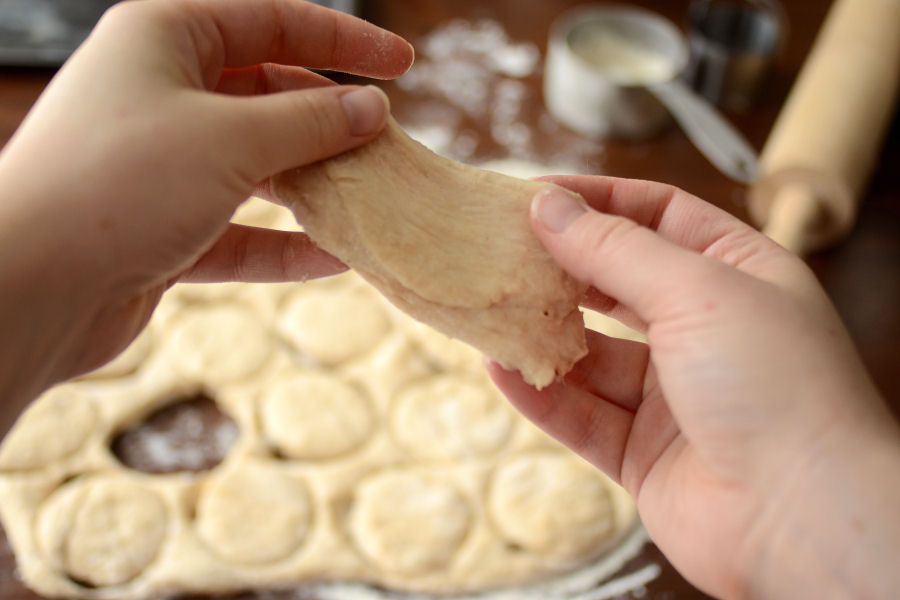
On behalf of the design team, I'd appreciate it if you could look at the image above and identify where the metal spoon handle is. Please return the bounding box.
[649,78,759,183]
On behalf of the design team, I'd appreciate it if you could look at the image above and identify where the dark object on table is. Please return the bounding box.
[0,0,117,66]
[0,0,359,67]
[684,0,782,112]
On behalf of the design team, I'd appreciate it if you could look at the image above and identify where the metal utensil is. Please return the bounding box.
[544,4,759,183]
[685,0,783,112]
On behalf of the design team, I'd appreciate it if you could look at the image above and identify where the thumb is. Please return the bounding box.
[530,187,729,323]
[216,84,390,184]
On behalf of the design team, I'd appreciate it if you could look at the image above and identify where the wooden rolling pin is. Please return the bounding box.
[749,0,900,255]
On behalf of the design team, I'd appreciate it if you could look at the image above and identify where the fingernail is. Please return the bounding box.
[531,187,586,233]
[341,85,390,137]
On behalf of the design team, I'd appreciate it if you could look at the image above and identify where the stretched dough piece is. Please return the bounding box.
[273,121,588,388]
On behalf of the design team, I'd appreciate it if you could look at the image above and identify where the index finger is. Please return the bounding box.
[166,0,414,78]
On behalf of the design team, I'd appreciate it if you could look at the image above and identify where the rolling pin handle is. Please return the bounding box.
[762,183,823,255]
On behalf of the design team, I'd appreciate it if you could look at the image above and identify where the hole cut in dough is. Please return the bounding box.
[391,375,513,460]
[195,463,313,565]
[348,469,472,575]
[272,120,588,389]
[260,371,374,461]
[110,394,238,474]
[36,476,168,588]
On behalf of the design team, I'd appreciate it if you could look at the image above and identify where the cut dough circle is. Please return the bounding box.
[391,375,513,460]
[278,287,391,365]
[348,470,472,575]
[36,477,168,587]
[0,385,96,471]
[260,371,374,460]
[488,452,616,560]
[166,304,272,385]
[195,465,313,565]
[403,319,485,375]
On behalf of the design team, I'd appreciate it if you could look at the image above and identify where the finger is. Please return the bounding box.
[531,187,741,323]
[170,0,414,78]
[539,175,775,262]
[581,287,646,333]
[487,360,634,482]
[178,223,347,283]
[215,64,334,95]
[212,83,391,182]
[565,330,650,411]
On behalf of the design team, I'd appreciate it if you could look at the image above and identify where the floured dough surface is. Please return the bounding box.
[167,304,273,384]
[488,452,622,560]
[196,464,313,565]
[260,372,374,460]
[0,386,96,471]
[349,469,472,575]
[36,476,168,587]
[391,375,513,460]
[278,286,392,366]
[273,120,588,389]
[0,271,639,599]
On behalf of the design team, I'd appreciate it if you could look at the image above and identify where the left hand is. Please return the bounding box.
[0,0,413,411]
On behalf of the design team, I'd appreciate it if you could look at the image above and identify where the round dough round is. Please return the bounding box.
[0,385,96,471]
[278,287,391,365]
[231,196,297,230]
[195,465,312,565]
[166,304,272,385]
[391,375,513,459]
[349,470,471,575]
[260,372,373,460]
[36,477,168,587]
[404,319,484,374]
[488,451,616,559]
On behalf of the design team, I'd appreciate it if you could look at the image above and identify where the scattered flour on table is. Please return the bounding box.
[398,18,603,169]
[397,19,540,158]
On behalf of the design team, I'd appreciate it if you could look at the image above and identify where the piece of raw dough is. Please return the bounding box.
[278,286,391,366]
[36,477,168,587]
[0,385,96,471]
[195,464,313,565]
[391,374,513,459]
[166,304,273,385]
[348,469,472,575]
[272,120,588,389]
[488,451,616,560]
[260,371,374,460]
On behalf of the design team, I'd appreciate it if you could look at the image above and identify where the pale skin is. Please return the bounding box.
[490,181,900,599]
[0,0,412,413]
[0,1,898,599]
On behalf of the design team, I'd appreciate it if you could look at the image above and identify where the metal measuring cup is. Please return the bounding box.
[684,0,782,112]
[544,4,759,183]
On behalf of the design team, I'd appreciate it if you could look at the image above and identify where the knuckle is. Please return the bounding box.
[291,93,344,150]
[580,214,641,262]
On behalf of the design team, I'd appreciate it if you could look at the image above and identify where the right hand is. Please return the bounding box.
[489,176,900,599]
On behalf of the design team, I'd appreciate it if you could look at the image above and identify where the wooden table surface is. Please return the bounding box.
[0,0,898,599]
